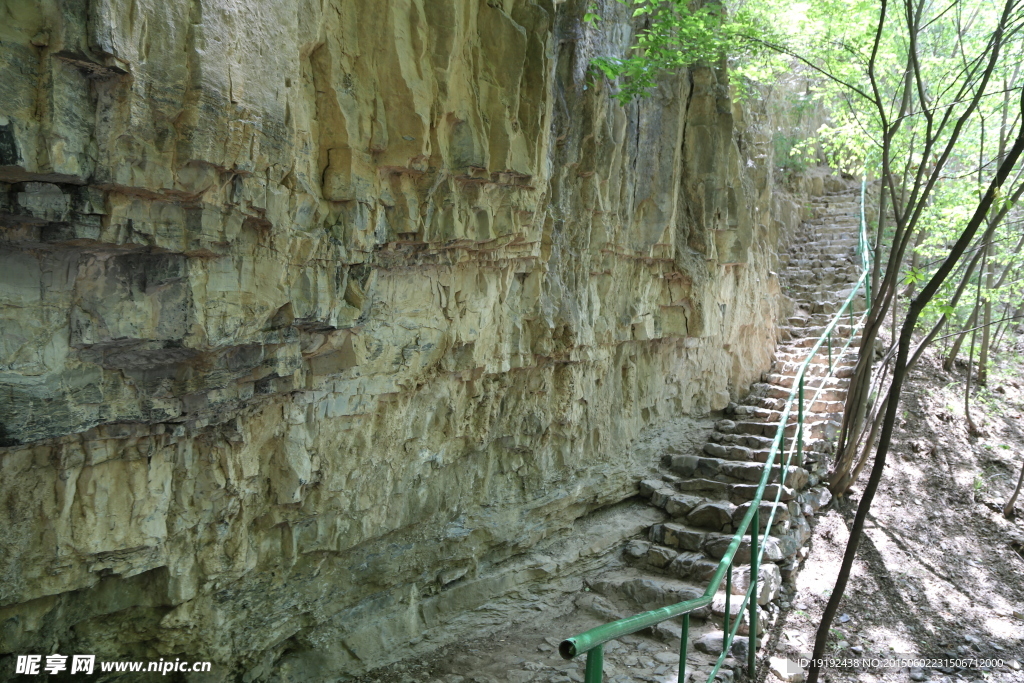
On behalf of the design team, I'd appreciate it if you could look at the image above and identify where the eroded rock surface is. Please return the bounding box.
[2,0,815,679]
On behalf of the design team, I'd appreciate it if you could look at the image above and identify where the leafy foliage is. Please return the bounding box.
[584,0,784,102]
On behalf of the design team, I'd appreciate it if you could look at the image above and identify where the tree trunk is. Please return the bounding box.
[964,244,987,435]
[943,304,980,371]
[978,240,993,384]
[1005,459,1024,518]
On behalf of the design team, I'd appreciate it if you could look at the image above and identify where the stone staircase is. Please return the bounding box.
[357,187,870,683]
[596,187,866,665]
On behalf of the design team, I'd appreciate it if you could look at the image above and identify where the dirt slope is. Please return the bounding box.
[766,344,1024,682]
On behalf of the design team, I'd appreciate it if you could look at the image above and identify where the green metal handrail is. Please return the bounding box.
[558,180,874,683]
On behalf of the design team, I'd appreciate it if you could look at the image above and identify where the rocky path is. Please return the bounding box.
[608,187,866,677]
[355,187,869,683]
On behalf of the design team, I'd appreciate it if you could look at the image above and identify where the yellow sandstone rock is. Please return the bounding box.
[0,0,816,678]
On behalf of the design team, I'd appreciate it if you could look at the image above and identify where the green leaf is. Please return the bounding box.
[903,267,926,285]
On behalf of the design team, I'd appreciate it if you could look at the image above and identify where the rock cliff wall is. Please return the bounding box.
[0,0,809,679]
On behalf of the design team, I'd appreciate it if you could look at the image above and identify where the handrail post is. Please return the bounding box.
[748,509,759,678]
[827,332,832,372]
[723,564,732,655]
[678,614,689,683]
[797,375,804,465]
[585,645,604,683]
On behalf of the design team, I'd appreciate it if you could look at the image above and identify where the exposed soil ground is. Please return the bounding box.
[765,341,1024,683]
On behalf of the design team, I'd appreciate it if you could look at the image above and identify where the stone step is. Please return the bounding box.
[784,267,857,277]
[705,430,777,450]
[810,215,860,222]
[790,226,859,235]
[798,242,858,250]
[784,257,857,268]
[791,228,858,237]
[647,515,810,568]
[751,396,847,415]
[806,212,859,220]
[714,416,839,439]
[807,299,867,315]
[706,430,833,458]
[786,296,863,310]
[785,244,859,255]
[786,281,865,296]
[750,377,850,395]
[787,248,859,257]
[782,271,860,285]
[645,546,721,583]
[764,365,856,385]
[785,246,858,255]
[786,281,863,294]
[666,453,811,489]
[785,273,856,285]
[786,286,857,297]
[784,253,857,263]
[741,402,844,423]
[648,523,782,563]
[784,251,857,261]
[585,569,713,621]
[770,355,859,373]
[785,314,860,329]
[785,246,858,256]
[784,289,860,302]
[728,482,797,504]
[727,406,809,427]
[767,363,858,382]
[774,346,859,361]
[795,229,859,237]
[807,202,859,209]
[785,280,859,294]
[642,476,799,506]
[797,235,859,243]
[704,429,832,458]
[799,228,859,236]
[766,362,858,381]
[582,569,769,645]
[701,440,781,464]
[769,358,857,376]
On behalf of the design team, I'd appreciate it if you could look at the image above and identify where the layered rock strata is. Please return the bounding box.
[3,1,810,679]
